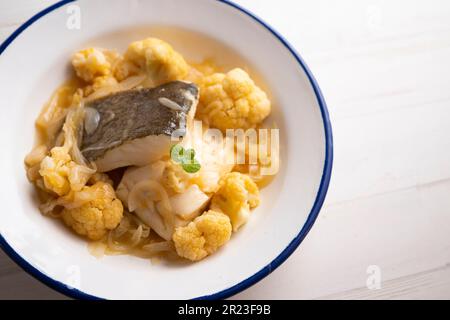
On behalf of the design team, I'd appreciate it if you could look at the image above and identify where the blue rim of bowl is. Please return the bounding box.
[0,0,333,300]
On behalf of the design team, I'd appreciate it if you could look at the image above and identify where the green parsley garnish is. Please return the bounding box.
[170,144,201,173]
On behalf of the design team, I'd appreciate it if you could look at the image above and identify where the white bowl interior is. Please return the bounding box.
[0,0,326,299]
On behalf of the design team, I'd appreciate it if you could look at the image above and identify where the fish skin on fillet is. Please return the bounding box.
[80,81,199,172]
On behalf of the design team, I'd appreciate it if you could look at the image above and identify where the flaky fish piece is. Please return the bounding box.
[80,81,199,172]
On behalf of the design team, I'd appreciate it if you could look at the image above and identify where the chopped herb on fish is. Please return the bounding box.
[170,144,201,173]
[170,144,185,163]
[182,159,201,173]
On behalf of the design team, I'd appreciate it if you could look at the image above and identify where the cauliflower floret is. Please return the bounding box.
[39,147,93,196]
[172,210,232,261]
[112,56,141,81]
[61,182,123,240]
[39,103,95,196]
[72,48,112,82]
[211,172,260,232]
[124,38,189,85]
[197,68,271,132]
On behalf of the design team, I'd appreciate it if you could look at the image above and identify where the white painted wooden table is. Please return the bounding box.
[1,0,450,300]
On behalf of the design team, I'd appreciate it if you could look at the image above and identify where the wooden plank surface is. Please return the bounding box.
[1,0,450,299]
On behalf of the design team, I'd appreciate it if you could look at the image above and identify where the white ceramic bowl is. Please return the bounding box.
[0,0,332,299]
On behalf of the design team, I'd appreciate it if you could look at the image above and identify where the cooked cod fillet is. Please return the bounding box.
[80,81,199,172]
